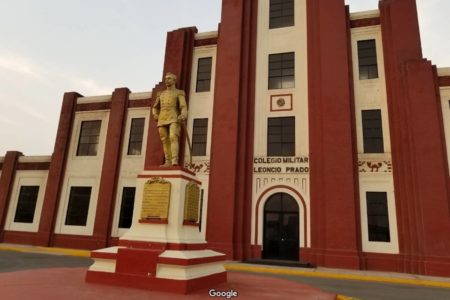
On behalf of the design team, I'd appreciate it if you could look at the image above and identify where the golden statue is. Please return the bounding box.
[152,72,188,166]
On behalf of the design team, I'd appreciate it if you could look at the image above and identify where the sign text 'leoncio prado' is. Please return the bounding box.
[253,156,309,174]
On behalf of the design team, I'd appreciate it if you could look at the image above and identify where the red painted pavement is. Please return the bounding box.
[0,268,336,300]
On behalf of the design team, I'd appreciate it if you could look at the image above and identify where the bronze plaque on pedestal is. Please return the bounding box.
[141,178,171,220]
[183,181,200,222]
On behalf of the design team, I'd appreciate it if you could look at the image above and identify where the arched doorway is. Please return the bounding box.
[263,193,299,261]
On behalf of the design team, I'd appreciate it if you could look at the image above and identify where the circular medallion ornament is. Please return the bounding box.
[276,98,286,107]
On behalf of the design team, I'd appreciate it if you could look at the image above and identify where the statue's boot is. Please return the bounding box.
[161,137,172,167]
[161,159,172,167]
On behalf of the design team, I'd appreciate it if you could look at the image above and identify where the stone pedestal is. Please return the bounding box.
[86,167,227,294]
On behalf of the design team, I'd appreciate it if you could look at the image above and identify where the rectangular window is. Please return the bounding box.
[76,120,102,156]
[196,57,213,92]
[118,187,135,229]
[269,52,295,89]
[366,192,390,242]
[362,109,384,153]
[267,117,295,156]
[192,118,208,156]
[65,187,92,226]
[269,0,294,29]
[357,39,379,80]
[127,118,145,155]
[14,186,39,223]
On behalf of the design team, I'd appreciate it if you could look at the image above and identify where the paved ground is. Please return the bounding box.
[2,246,450,299]
[0,268,337,300]
[0,251,92,273]
[262,273,450,300]
[0,252,335,300]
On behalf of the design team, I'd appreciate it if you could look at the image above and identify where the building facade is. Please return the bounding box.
[1,0,450,277]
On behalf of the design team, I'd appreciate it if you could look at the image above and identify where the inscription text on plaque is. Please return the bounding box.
[183,181,200,222]
[141,177,171,220]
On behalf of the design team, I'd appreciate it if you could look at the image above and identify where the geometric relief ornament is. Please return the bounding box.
[184,160,210,174]
[140,177,171,220]
[358,160,393,173]
[270,94,293,112]
[254,176,305,195]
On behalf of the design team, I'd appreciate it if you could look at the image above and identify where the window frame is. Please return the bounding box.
[118,187,136,229]
[366,191,391,243]
[362,109,384,153]
[127,118,145,156]
[357,39,379,80]
[64,186,92,227]
[267,116,295,157]
[196,57,213,93]
[76,120,102,156]
[269,0,295,29]
[268,52,295,90]
[191,118,209,156]
[13,186,40,224]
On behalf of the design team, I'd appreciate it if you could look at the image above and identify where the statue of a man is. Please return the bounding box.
[152,72,188,166]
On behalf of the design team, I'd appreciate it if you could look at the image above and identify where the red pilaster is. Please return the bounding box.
[206,0,257,260]
[306,0,361,269]
[38,92,80,246]
[345,5,364,269]
[144,27,197,168]
[0,151,22,240]
[93,88,130,248]
[380,0,450,276]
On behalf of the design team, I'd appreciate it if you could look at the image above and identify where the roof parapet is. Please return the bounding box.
[129,92,152,100]
[437,68,450,77]
[77,94,112,104]
[18,156,52,163]
[350,9,380,21]
[195,31,218,40]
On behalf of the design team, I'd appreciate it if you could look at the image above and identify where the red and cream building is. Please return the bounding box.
[1,0,450,277]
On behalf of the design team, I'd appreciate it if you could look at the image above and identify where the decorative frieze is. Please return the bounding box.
[358,160,392,173]
[185,160,210,174]
[254,176,308,196]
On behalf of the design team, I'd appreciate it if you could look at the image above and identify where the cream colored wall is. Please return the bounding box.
[186,44,217,159]
[351,22,399,254]
[4,169,48,232]
[111,106,150,237]
[440,86,450,171]
[253,0,308,157]
[251,0,310,249]
[351,25,392,155]
[180,44,217,237]
[0,156,4,179]
[54,109,110,236]
[358,176,399,254]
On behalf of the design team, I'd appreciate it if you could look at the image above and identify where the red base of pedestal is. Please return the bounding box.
[85,270,227,294]
[87,168,227,293]
[85,242,227,294]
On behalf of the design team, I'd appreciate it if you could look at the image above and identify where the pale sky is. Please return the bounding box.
[0,0,449,156]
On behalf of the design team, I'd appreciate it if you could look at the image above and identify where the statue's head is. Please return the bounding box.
[164,72,177,87]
